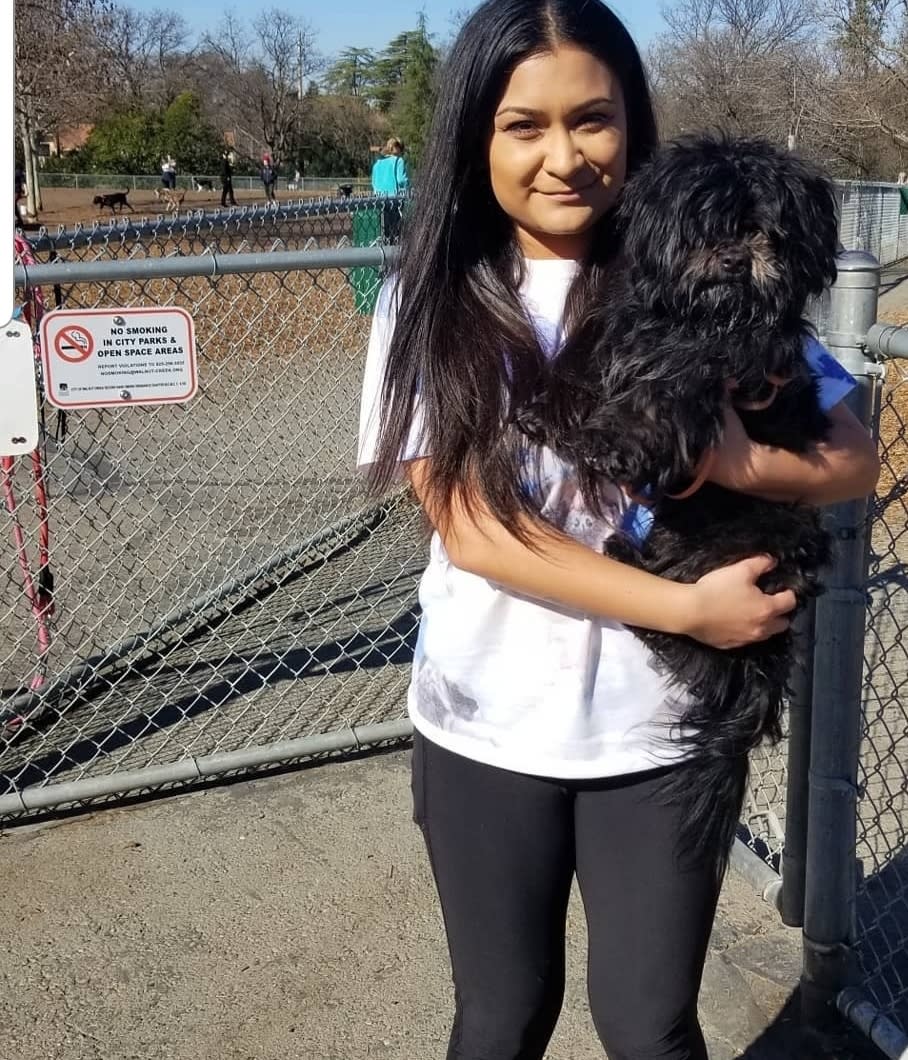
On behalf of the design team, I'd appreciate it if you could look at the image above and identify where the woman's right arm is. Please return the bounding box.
[407,458,796,650]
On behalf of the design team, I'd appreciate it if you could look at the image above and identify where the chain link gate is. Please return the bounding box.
[4,205,424,818]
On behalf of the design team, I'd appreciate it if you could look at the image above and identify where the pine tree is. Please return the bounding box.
[323,47,376,97]
[389,15,438,167]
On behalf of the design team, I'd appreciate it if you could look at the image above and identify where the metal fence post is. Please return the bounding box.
[780,601,816,927]
[801,251,881,1025]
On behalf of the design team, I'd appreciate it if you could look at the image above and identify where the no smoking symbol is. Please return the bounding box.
[54,324,94,363]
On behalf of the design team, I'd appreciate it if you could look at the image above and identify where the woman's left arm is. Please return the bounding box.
[709,400,881,505]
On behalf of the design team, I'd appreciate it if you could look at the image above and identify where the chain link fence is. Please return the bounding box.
[855,347,908,1032]
[4,241,425,818]
[3,241,797,859]
[838,182,908,269]
[25,196,401,263]
[36,172,372,196]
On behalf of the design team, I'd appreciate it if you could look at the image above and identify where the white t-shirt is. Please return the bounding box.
[357,258,856,779]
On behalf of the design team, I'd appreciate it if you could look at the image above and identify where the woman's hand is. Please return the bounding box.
[683,555,796,649]
[708,400,880,505]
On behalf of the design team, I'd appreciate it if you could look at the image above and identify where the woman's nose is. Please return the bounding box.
[543,128,585,180]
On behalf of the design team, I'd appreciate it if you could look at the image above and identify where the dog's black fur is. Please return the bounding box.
[193,178,215,192]
[337,183,354,199]
[523,134,840,872]
[92,189,133,214]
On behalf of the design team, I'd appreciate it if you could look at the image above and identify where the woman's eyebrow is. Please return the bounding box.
[495,97,616,119]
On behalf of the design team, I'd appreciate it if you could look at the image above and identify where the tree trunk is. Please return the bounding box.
[19,114,41,219]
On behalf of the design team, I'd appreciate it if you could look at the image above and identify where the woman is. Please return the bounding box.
[358,2,880,1057]
[370,137,410,196]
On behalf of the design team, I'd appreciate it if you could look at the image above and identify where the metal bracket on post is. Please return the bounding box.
[800,250,880,1027]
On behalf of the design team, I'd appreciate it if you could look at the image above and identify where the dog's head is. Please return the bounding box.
[617,133,838,329]
[92,195,104,206]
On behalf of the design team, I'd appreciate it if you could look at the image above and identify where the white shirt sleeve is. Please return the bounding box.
[356,276,428,470]
[804,336,857,411]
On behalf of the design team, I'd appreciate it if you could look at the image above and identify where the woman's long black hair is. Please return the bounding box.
[367,0,658,532]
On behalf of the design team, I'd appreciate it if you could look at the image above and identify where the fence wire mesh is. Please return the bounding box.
[3,190,905,912]
[856,348,908,1029]
[25,195,400,262]
[4,240,425,818]
[838,183,908,269]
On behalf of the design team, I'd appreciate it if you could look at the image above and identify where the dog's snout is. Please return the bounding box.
[719,247,750,275]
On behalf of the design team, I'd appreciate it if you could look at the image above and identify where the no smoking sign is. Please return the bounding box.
[40,307,197,409]
[53,324,94,362]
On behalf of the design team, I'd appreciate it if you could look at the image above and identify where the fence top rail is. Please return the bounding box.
[21,194,403,254]
[866,322,908,360]
[837,180,908,190]
[13,244,401,287]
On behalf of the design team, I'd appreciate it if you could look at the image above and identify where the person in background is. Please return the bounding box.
[261,154,277,202]
[161,155,177,191]
[370,137,410,196]
[220,150,237,208]
[14,166,26,224]
[371,138,409,243]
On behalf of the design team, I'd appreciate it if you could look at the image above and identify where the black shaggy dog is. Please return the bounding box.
[527,134,840,871]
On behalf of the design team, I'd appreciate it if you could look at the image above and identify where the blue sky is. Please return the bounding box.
[124,1,668,64]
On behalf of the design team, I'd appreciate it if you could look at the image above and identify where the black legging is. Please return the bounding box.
[411,731,727,1060]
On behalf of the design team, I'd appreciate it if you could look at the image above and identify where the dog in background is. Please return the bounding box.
[336,184,354,199]
[522,134,840,872]
[192,177,215,192]
[154,186,186,213]
[92,189,133,214]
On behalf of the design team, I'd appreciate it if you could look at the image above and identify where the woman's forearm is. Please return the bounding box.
[405,458,794,649]
[710,402,881,505]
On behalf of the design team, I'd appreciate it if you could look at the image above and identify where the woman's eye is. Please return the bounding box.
[578,113,613,130]
[506,121,538,137]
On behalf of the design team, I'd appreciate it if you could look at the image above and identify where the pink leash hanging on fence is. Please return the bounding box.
[5,235,55,710]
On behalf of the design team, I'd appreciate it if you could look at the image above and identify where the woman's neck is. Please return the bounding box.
[515,225,590,261]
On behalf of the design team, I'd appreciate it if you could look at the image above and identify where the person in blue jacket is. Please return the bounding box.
[371,138,410,196]
[371,137,410,243]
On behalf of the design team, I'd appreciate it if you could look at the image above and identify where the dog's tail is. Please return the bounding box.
[660,749,751,880]
[662,654,786,877]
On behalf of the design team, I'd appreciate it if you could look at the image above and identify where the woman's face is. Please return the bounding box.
[488,45,628,260]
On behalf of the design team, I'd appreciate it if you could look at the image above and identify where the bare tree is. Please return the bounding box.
[14,0,109,217]
[201,9,320,169]
[92,5,193,109]
[652,0,819,147]
[806,0,908,174]
[655,0,908,176]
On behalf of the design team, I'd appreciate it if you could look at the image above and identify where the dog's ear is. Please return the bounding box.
[772,154,839,296]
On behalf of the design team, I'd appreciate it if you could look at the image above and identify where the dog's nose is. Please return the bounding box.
[719,248,750,276]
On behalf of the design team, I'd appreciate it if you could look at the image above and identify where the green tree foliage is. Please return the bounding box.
[160,91,226,172]
[324,47,376,96]
[370,29,420,111]
[389,15,438,167]
[81,93,224,174]
[296,94,383,176]
[83,110,162,172]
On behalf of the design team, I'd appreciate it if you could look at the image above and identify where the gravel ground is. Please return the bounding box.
[0,748,884,1060]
